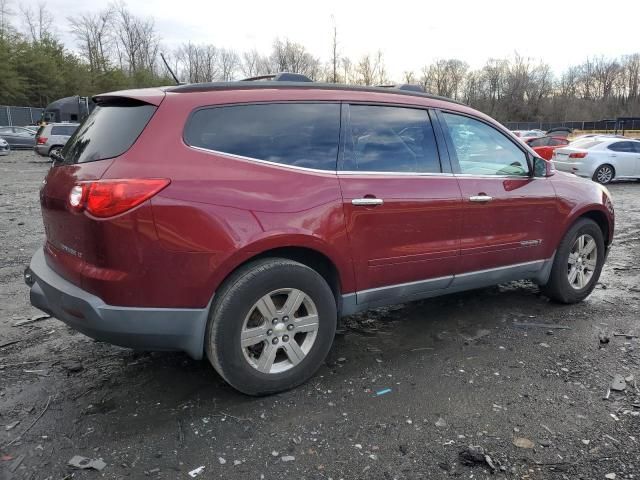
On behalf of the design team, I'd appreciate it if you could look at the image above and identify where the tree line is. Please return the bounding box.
[1,1,639,123]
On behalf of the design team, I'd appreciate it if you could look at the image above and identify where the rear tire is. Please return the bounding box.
[540,218,605,304]
[593,164,614,184]
[205,258,337,396]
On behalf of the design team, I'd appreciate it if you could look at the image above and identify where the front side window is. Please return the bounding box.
[184,103,340,171]
[442,113,529,176]
[343,105,440,173]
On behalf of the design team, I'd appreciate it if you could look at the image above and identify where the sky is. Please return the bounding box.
[33,0,640,79]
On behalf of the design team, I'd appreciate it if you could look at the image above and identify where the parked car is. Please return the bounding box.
[526,135,570,160]
[553,137,640,184]
[0,126,36,149]
[23,125,39,134]
[25,76,615,395]
[0,138,9,156]
[34,123,79,158]
[546,127,572,138]
[512,129,545,140]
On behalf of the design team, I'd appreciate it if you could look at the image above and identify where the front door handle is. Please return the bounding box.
[352,198,384,206]
[469,195,493,203]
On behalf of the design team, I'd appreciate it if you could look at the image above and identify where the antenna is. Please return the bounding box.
[160,52,181,85]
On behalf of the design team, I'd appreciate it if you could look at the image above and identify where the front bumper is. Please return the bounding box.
[26,248,209,359]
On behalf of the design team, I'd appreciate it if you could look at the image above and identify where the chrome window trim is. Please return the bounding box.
[186,145,339,175]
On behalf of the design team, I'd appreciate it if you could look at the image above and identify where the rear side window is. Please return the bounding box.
[61,101,156,164]
[184,103,340,171]
[342,105,440,173]
[51,125,77,136]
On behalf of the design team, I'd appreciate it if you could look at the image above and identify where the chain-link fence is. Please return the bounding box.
[0,106,44,126]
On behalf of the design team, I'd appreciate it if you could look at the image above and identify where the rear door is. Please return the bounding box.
[607,141,639,177]
[338,104,462,306]
[437,111,558,276]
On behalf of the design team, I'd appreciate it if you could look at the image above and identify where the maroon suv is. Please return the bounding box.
[26,75,614,395]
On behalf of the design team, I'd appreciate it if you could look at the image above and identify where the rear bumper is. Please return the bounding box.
[26,247,209,359]
[34,145,49,156]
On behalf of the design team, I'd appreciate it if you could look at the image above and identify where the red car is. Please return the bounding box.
[526,135,570,160]
[26,76,614,395]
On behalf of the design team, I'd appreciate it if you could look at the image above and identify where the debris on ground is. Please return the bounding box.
[67,455,107,471]
[605,474,617,479]
[281,456,295,462]
[12,314,50,327]
[513,437,535,449]
[217,457,226,465]
[459,445,497,472]
[188,466,205,477]
[9,454,25,473]
[599,333,611,345]
[375,388,392,396]
[435,417,447,428]
[610,374,627,391]
[4,420,20,431]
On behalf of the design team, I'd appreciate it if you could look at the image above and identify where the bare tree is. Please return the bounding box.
[218,48,239,81]
[270,38,320,78]
[0,0,15,40]
[329,18,339,83]
[68,7,115,73]
[113,3,159,74]
[241,49,270,77]
[20,2,53,42]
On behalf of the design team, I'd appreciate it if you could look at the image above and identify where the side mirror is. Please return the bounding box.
[533,156,555,177]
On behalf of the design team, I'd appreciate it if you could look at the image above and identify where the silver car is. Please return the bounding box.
[34,123,79,158]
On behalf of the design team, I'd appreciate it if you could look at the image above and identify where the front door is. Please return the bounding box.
[338,104,462,307]
[438,111,559,278]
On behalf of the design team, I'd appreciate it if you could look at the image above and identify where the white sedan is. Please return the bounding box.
[552,137,640,184]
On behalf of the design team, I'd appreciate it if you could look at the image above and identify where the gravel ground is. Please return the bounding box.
[1,150,639,480]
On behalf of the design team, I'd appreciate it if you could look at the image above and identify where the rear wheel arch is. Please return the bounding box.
[213,245,345,313]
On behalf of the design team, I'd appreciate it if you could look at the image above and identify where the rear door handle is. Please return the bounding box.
[352,198,384,206]
[469,195,493,203]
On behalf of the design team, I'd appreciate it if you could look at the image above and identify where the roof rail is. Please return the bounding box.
[241,72,313,82]
[377,83,424,93]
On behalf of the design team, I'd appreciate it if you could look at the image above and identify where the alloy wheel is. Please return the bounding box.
[596,166,613,184]
[567,234,598,290]
[241,288,319,374]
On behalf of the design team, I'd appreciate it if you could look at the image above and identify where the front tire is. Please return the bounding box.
[593,164,614,184]
[540,218,605,304]
[205,258,337,396]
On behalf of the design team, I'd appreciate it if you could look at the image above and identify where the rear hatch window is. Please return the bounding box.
[60,99,156,164]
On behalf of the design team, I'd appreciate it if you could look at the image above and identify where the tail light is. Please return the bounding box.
[69,179,170,218]
[36,137,48,144]
[569,152,587,159]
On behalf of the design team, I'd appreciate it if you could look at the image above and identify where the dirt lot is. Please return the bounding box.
[1,150,639,480]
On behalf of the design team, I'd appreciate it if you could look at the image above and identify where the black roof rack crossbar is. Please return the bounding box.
[241,72,313,82]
